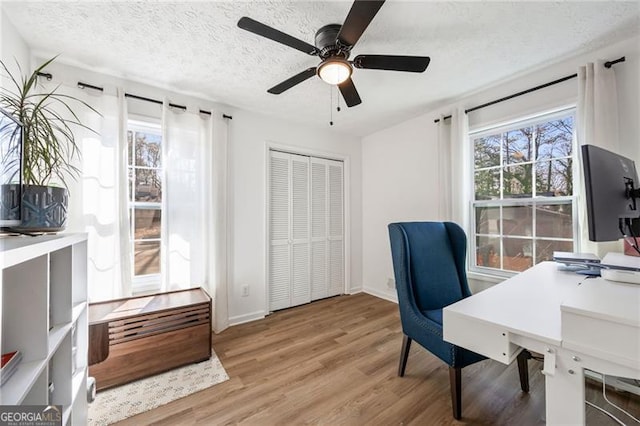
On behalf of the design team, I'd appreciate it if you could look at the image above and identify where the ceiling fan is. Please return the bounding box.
[237,0,430,107]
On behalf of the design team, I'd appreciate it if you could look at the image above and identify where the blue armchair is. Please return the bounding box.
[388,221,530,420]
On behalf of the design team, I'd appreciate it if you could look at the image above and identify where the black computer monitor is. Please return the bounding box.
[582,144,640,242]
[0,107,22,227]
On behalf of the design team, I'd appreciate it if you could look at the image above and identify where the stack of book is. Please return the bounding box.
[1,350,22,385]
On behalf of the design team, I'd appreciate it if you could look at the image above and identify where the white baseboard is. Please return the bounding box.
[363,287,398,303]
[228,289,397,326]
[228,310,266,326]
[585,370,640,397]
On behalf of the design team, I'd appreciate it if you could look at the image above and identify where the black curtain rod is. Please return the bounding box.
[123,93,233,119]
[77,81,103,92]
[36,73,232,119]
[37,71,52,80]
[604,56,625,68]
[124,92,190,112]
[434,56,625,123]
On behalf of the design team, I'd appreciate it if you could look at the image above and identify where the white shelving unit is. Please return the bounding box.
[0,233,88,425]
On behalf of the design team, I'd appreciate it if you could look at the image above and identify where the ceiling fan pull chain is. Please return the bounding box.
[329,85,334,126]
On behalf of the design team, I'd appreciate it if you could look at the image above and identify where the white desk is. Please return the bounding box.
[443,261,640,425]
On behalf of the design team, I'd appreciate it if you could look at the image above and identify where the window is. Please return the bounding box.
[127,120,163,292]
[471,108,576,274]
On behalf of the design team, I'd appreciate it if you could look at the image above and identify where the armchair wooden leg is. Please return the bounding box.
[398,335,412,377]
[517,349,531,393]
[449,366,462,420]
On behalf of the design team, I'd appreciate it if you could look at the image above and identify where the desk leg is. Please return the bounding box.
[544,349,585,425]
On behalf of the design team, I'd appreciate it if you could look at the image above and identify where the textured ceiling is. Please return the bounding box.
[2,1,639,136]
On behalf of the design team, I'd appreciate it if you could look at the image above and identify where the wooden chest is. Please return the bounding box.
[88,288,212,391]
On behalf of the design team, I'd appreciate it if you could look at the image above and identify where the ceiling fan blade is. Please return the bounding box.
[337,0,385,48]
[267,67,317,94]
[238,17,319,56]
[353,55,431,72]
[338,78,362,107]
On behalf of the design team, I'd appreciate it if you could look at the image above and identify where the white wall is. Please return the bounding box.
[0,9,30,89]
[361,113,440,301]
[362,35,640,300]
[226,107,362,324]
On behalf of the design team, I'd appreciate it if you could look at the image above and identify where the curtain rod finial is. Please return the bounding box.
[605,56,625,69]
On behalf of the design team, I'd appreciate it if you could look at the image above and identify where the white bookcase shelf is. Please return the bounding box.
[0,233,88,425]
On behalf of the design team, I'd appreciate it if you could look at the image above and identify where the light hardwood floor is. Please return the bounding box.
[117,293,639,425]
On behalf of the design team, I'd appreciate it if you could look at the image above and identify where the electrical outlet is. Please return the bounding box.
[241,285,249,297]
[387,278,395,289]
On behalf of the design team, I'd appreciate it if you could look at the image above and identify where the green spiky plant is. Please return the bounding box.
[0,56,98,188]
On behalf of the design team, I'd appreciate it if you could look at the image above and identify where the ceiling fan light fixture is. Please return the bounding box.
[318,59,352,85]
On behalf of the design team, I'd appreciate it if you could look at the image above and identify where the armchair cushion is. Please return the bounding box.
[422,308,442,325]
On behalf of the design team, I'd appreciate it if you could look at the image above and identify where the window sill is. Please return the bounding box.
[132,274,161,295]
[467,271,506,294]
[467,270,512,283]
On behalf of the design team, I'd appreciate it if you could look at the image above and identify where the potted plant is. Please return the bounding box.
[0,56,97,232]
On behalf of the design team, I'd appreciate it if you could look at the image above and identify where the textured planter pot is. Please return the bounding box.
[0,183,22,226]
[16,185,68,232]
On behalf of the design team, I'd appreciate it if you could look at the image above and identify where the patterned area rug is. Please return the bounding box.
[88,352,229,425]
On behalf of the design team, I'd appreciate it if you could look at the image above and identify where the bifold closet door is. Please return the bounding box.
[327,160,344,297]
[310,159,328,300]
[310,158,344,300]
[269,151,311,311]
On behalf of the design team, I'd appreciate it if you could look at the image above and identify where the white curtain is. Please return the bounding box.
[437,114,452,220]
[211,113,229,333]
[162,103,229,332]
[44,81,229,328]
[162,104,205,291]
[117,90,133,298]
[64,87,131,301]
[437,107,470,226]
[576,61,621,256]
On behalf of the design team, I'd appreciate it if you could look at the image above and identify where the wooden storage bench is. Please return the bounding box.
[88,288,212,391]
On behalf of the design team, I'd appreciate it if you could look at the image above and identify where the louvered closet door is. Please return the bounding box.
[310,157,344,300]
[327,160,344,297]
[269,151,311,311]
[269,151,292,311]
[310,158,328,300]
[290,154,311,306]
[269,151,343,310]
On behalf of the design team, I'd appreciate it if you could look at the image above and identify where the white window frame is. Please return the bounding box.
[469,106,579,278]
[127,118,163,294]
